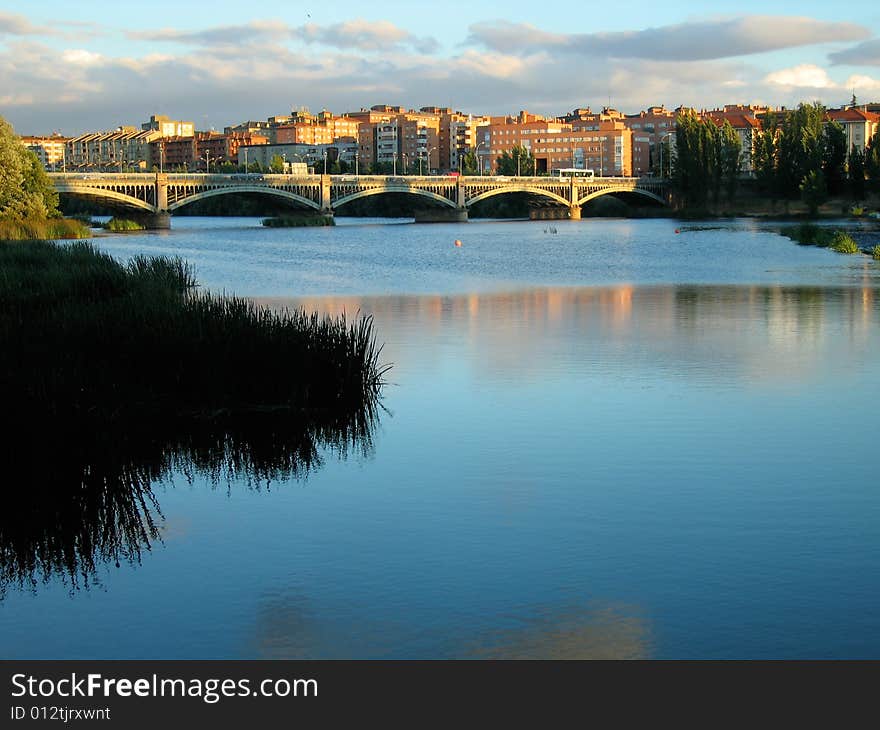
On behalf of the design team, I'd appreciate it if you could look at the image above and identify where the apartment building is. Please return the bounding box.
[141,114,194,138]
[826,108,880,154]
[235,141,358,171]
[618,106,677,175]
[274,109,361,146]
[351,106,440,173]
[418,107,490,171]
[487,110,633,176]
[65,127,161,170]
[20,134,69,170]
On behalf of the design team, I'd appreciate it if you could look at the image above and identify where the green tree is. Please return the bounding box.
[268,154,285,174]
[865,130,880,185]
[800,169,827,216]
[775,102,825,199]
[496,145,534,176]
[822,120,847,196]
[719,121,742,201]
[848,146,866,200]
[460,150,479,175]
[753,124,778,199]
[0,115,60,220]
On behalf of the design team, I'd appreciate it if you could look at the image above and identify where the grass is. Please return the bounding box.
[262,214,335,227]
[0,240,388,422]
[103,217,145,232]
[829,232,860,254]
[781,224,864,254]
[0,217,90,241]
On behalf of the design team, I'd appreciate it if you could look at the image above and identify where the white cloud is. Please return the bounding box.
[845,74,880,92]
[61,49,103,66]
[764,64,835,88]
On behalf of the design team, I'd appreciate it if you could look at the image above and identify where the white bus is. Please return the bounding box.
[555,168,595,179]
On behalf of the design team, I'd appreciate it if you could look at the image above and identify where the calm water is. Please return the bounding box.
[3,217,880,659]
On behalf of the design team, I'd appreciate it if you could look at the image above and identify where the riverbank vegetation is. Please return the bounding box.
[0,115,89,240]
[780,223,864,254]
[1,240,387,424]
[103,217,145,231]
[262,214,335,227]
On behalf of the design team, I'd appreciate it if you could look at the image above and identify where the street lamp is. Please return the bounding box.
[421,146,436,176]
[323,148,328,175]
[658,131,675,179]
[203,150,219,173]
[475,140,486,176]
[354,150,359,176]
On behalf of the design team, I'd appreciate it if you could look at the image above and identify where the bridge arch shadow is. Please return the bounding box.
[577,187,668,207]
[56,188,156,214]
[467,187,570,209]
[168,186,320,212]
[332,188,457,212]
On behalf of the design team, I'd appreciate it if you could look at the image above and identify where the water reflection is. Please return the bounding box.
[463,602,652,660]
[262,283,879,386]
[1,406,378,597]
[251,591,651,659]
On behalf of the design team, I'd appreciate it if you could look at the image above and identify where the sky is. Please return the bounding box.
[2,0,880,134]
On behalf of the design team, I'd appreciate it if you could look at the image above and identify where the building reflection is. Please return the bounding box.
[258,283,879,387]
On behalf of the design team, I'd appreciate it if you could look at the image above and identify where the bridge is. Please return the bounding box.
[48,173,669,228]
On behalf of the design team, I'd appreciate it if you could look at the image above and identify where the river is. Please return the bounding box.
[2,216,879,659]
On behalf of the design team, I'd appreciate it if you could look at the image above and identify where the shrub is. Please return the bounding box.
[871,245,880,260]
[103,217,145,232]
[829,232,860,254]
[0,217,90,240]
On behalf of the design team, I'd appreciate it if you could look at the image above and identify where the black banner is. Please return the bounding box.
[2,660,877,727]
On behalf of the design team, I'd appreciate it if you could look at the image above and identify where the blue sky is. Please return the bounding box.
[2,1,880,134]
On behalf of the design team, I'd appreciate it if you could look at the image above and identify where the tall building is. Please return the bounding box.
[20,134,69,170]
[350,106,440,173]
[826,108,880,154]
[486,110,633,176]
[141,115,195,138]
[65,127,161,170]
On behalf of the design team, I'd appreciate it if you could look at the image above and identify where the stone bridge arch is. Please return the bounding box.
[332,187,458,210]
[577,186,668,207]
[466,186,571,209]
[53,185,157,213]
[167,185,321,212]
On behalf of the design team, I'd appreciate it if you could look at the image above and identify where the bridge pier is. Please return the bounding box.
[529,207,578,221]
[413,208,468,223]
[130,212,171,229]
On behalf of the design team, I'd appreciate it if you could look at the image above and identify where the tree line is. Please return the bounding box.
[673,102,880,214]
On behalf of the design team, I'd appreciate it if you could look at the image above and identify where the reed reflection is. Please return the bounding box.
[1,405,379,598]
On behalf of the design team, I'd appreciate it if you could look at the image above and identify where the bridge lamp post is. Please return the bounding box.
[475,141,485,176]
[323,149,328,175]
[658,131,675,179]
[204,150,219,174]
[354,150,359,176]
